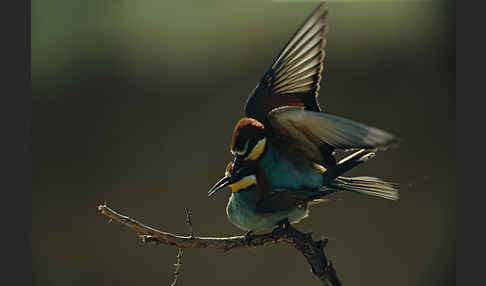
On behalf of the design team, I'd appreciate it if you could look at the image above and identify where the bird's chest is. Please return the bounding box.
[260,145,323,190]
[226,191,309,232]
[226,192,259,230]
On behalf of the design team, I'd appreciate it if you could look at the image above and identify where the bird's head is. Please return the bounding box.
[230,118,267,168]
[208,161,258,197]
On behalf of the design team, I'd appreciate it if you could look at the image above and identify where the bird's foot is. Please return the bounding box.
[278,218,291,230]
[244,230,254,246]
[271,218,290,239]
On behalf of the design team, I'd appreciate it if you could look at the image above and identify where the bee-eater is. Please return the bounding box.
[209,149,397,232]
[208,3,399,232]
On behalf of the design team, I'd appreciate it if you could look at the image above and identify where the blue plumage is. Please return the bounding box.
[260,142,323,190]
[226,186,309,232]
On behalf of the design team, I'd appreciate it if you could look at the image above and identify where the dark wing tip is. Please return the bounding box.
[244,3,330,123]
[268,3,329,103]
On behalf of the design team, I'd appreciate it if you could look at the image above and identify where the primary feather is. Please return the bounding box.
[244,3,328,124]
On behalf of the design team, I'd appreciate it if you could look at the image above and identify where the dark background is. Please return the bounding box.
[32,1,455,285]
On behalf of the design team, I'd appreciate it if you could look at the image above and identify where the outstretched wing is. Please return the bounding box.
[244,3,328,125]
[267,107,400,163]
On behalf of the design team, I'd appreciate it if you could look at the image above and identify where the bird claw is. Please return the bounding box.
[272,218,290,239]
[277,218,290,230]
[244,230,254,246]
[271,227,280,239]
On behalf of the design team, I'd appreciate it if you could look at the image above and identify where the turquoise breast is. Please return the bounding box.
[260,143,323,190]
[226,188,309,232]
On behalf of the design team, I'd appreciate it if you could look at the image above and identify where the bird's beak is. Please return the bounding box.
[208,175,234,197]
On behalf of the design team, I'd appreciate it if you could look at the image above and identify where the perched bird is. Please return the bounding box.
[209,149,397,232]
[208,3,399,232]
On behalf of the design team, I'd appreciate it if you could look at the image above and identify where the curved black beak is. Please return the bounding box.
[209,156,245,197]
[208,175,234,197]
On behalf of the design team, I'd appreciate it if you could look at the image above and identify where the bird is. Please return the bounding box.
[208,3,400,233]
[210,149,397,233]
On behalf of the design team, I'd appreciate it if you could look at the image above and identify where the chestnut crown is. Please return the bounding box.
[230,118,266,159]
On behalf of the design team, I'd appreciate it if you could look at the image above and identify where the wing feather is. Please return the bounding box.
[244,3,329,123]
[268,107,400,162]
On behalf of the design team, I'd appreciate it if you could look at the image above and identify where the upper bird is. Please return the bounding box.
[208,3,400,232]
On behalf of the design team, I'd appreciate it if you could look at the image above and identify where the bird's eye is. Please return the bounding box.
[233,140,249,156]
[244,138,267,161]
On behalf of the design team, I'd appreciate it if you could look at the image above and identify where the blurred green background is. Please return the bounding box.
[32,0,455,285]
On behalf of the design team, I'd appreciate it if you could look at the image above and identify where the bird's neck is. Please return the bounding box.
[231,186,258,208]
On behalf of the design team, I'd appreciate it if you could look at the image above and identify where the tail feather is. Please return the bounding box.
[329,176,399,201]
[322,149,375,183]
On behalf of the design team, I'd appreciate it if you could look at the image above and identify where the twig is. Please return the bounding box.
[184,208,194,238]
[97,203,342,285]
[170,208,195,286]
[170,248,183,286]
[169,208,194,286]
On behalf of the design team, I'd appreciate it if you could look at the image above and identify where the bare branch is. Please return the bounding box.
[97,204,292,249]
[97,204,342,285]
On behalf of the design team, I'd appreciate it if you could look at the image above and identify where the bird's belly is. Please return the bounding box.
[260,147,323,190]
[226,194,309,232]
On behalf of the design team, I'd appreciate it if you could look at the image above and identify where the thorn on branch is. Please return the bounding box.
[322,237,329,247]
[184,208,194,238]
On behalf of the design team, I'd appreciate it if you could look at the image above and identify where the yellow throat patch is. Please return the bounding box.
[245,138,266,161]
[229,175,256,193]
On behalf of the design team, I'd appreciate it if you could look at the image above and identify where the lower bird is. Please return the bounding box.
[209,149,398,233]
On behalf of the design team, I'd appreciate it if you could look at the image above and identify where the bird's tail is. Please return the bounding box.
[328,176,399,201]
[321,149,376,183]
